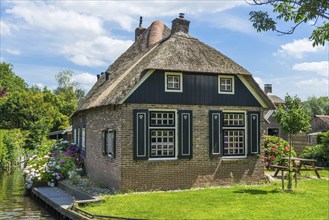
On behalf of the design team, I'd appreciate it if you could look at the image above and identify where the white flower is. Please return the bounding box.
[56,165,61,169]
[56,175,61,180]
[43,155,49,159]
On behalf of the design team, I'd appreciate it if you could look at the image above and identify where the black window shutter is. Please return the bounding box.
[133,109,149,160]
[248,111,260,155]
[209,110,223,157]
[101,129,106,155]
[178,110,193,159]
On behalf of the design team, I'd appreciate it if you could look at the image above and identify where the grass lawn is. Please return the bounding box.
[81,170,329,219]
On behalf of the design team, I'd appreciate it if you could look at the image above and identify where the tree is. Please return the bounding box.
[303,96,329,118]
[274,94,311,190]
[0,62,27,94]
[249,0,329,46]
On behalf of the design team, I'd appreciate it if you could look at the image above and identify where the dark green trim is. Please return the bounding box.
[178,110,193,159]
[133,109,149,160]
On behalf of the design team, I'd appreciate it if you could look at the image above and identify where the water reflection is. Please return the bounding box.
[0,170,55,219]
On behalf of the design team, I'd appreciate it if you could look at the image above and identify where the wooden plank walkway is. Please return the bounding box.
[33,187,74,209]
[32,186,88,219]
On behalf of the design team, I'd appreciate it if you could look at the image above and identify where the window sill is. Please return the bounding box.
[148,157,178,162]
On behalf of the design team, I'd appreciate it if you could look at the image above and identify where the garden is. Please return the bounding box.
[23,140,83,189]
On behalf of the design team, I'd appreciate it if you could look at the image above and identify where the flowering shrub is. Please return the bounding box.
[23,140,84,189]
[263,135,296,169]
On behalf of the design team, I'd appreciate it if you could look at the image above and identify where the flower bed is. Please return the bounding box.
[23,140,83,189]
[263,135,296,169]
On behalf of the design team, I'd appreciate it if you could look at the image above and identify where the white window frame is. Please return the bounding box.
[218,75,234,94]
[165,72,183,93]
[148,109,178,160]
[222,111,247,159]
[82,128,86,152]
[77,128,80,147]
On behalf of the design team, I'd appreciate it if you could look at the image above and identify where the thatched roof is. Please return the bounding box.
[268,95,284,106]
[75,19,274,114]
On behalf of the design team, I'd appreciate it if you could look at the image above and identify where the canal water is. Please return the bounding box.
[0,170,55,219]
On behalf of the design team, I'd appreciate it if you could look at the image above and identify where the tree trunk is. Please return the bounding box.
[287,133,293,191]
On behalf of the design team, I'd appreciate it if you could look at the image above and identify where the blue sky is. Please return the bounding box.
[1,0,328,100]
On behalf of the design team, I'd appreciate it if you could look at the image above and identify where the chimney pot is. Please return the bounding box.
[97,74,100,80]
[105,72,110,80]
[135,16,146,41]
[171,13,190,35]
[264,84,272,95]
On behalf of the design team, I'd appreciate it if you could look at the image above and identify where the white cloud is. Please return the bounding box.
[274,38,326,59]
[72,72,97,91]
[62,36,133,67]
[0,20,18,36]
[56,1,246,31]
[6,1,104,39]
[5,49,21,55]
[292,61,329,77]
[296,78,329,87]
[33,83,45,89]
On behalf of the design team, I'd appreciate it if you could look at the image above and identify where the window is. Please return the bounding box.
[149,111,176,158]
[223,130,245,155]
[165,72,183,92]
[81,128,86,152]
[73,129,77,144]
[268,128,279,137]
[223,113,245,156]
[134,109,193,160]
[77,128,80,146]
[218,75,234,94]
[102,129,116,158]
[210,111,247,157]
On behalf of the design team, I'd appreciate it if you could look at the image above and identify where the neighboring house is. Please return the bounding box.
[263,84,288,141]
[71,14,275,192]
[48,126,72,141]
[308,115,329,145]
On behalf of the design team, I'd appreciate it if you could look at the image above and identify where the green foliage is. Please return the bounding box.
[263,135,296,168]
[303,96,329,118]
[0,129,27,171]
[0,62,27,93]
[302,131,329,167]
[81,178,329,219]
[274,95,311,135]
[249,0,329,46]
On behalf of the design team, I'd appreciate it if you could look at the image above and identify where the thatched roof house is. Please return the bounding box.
[72,14,275,192]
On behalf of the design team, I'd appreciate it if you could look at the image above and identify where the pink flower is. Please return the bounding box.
[271,147,276,151]
[270,155,275,159]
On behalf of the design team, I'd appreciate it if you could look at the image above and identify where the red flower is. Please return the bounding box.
[270,155,275,159]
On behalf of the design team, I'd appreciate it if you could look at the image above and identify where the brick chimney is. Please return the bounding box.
[171,13,190,35]
[135,16,146,40]
[264,84,272,94]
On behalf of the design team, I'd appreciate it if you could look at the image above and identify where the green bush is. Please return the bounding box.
[263,135,296,169]
[23,140,84,189]
[0,129,27,171]
[302,131,329,167]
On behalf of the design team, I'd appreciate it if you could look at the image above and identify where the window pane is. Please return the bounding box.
[223,113,244,126]
[150,129,175,158]
[223,130,244,155]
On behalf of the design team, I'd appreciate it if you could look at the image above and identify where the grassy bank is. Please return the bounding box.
[81,170,329,219]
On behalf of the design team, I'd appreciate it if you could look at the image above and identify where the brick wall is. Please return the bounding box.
[76,103,265,192]
[120,104,264,192]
